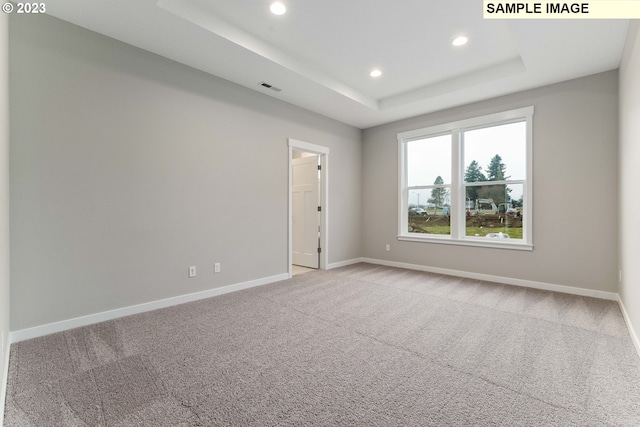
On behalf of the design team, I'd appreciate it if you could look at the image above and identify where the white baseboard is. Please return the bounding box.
[361,257,619,301]
[0,332,10,427]
[10,273,289,344]
[7,257,625,340]
[618,297,640,359]
[327,258,364,269]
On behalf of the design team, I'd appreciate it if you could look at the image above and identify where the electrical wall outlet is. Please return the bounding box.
[385,244,390,252]
[188,266,196,278]
[214,263,221,273]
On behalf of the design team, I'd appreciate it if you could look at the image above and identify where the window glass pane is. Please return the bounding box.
[465,184,524,240]
[463,121,526,182]
[407,134,451,187]
[408,188,450,235]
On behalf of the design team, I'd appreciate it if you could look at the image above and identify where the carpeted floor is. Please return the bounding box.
[4,263,640,426]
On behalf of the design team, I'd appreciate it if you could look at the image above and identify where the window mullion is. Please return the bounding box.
[450,130,461,240]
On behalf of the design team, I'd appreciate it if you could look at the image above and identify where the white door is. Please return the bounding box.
[292,155,319,268]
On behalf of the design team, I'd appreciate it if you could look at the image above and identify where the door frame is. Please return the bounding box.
[288,138,329,277]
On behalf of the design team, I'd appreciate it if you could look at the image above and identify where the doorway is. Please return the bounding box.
[292,153,320,269]
[288,139,329,278]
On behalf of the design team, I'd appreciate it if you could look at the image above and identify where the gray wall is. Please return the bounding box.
[1,10,10,416]
[620,21,640,343]
[362,71,619,293]
[9,14,361,331]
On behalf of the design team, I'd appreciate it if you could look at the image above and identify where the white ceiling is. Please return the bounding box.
[44,0,629,129]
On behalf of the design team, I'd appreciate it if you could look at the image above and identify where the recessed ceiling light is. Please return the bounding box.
[452,36,468,47]
[370,69,382,78]
[270,2,286,15]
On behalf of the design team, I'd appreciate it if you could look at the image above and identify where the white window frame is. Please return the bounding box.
[398,106,534,251]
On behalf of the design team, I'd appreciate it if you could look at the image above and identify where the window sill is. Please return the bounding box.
[397,234,533,251]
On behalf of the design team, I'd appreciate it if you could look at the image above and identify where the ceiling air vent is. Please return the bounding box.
[259,81,282,92]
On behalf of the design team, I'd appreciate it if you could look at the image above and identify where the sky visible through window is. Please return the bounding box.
[408,121,525,206]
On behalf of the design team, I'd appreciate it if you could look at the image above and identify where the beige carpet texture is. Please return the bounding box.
[4,263,640,426]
